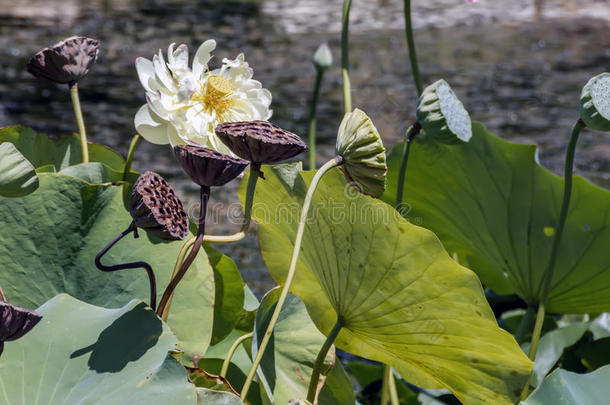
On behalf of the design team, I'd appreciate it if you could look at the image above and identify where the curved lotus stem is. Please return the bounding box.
[220,332,253,378]
[308,70,324,169]
[95,222,157,310]
[123,134,140,181]
[156,185,210,318]
[395,122,421,210]
[306,317,344,402]
[241,156,343,400]
[69,83,89,163]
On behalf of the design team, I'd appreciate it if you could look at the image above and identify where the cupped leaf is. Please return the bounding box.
[384,122,610,313]
[0,142,38,197]
[252,288,337,405]
[0,294,197,404]
[522,365,610,405]
[205,244,246,345]
[187,367,240,396]
[0,125,125,172]
[241,165,533,405]
[0,173,214,362]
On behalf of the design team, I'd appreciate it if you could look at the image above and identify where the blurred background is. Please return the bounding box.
[0,0,608,294]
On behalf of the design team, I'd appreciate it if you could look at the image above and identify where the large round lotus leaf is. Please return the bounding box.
[383,122,610,313]
[0,142,38,197]
[0,173,214,361]
[0,294,197,404]
[522,365,610,405]
[239,164,533,405]
[252,288,346,405]
[0,126,125,171]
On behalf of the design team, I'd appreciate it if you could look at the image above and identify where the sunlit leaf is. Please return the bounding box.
[0,294,196,404]
[0,173,214,362]
[241,165,533,404]
[0,142,38,197]
[384,122,610,313]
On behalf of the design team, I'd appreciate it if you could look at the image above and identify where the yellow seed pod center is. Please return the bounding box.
[192,75,236,114]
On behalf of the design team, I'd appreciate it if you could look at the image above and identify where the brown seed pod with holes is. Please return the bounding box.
[215,121,307,164]
[0,300,42,355]
[129,171,189,240]
[173,145,248,187]
[27,36,99,85]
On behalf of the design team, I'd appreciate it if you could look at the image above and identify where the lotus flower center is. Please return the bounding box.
[191,75,236,115]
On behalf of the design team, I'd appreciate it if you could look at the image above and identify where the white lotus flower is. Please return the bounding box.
[134,40,272,154]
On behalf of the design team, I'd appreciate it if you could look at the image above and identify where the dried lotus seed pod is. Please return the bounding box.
[27,36,99,85]
[173,145,248,187]
[215,121,307,164]
[580,72,610,132]
[129,171,189,240]
[0,300,42,356]
[417,79,472,144]
[335,108,387,198]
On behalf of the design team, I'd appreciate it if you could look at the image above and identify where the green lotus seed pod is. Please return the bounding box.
[579,72,610,132]
[416,79,472,144]
[335,108,387,198]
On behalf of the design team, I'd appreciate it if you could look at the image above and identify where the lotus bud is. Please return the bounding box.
[417,79,472,144]
[215,121,307,164]
[313,42,333,71]
[335,108,387,198]
[129,171,189,240]
[174,145,248,187]
[0,300,42,356]
[580,72,610,132]
[27,36,99,85]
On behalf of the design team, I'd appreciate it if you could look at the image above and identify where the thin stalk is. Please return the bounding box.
[520,303,546,400]
[381,366,390,405]
[381,366,400,405]
[123,133,140,181]
[395,123,420,211]
[156,185,210,317]
[306,317,344,402]
[0,284,6,301]
[513,305,536,344]
[387,367,400,405]
[69,82,89,163]
[220,332,253,378]
[95,222,157,310]
[521,119,586,400]
[341,0,352,114]
[308,69,324,169]
[203,164,261,243]
[403,0,423,96]
[241,156,343,400]
[161,236,196,321]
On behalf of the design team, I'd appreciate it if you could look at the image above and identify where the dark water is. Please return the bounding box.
[1,0,609,295]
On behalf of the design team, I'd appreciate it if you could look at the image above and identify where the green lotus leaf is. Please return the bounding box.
[205,244,246,345]
[0,142,38,197]
[579,72,610,132]
[252,288,338,405]
[59,162,139,184]
[522,365,610,405]
[0,294,197,404]
[196,388,244,405]
[384,122,610,313]
[417,79,472,144]
[240,165,533,405]
[0,125,125,172]
[0,173,214,362]
[335,108,387,197]
[528,323,589,387]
